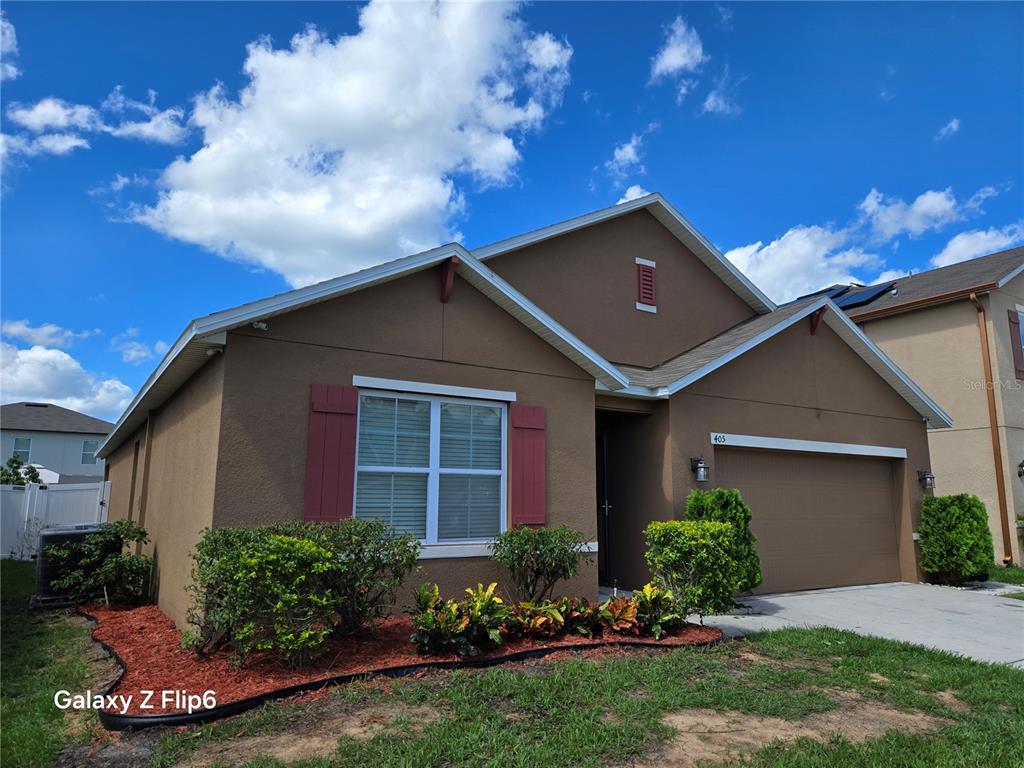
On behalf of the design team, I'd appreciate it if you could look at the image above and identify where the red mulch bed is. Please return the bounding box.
[86,604,722,715]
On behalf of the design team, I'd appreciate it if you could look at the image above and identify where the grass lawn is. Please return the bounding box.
[0,559,109,768]
[146,626,1024,768]
[988,562,1024,585]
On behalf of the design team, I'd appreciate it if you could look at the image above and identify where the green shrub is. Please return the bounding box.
[919,494,995,585]
[46,519,151,604]
[409,582,508,656]
[489,525,591,602]
[553,596,604,638]
[632,582,682,639]
[188,519,420,665]
[644,520,738,620]
[686,487,762,592]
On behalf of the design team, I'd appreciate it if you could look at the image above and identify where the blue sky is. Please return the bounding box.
[1,1,1022,420]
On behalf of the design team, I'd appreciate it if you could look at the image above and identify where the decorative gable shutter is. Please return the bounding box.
[510,404,547,526]
[1009,310,1024,379]
[303,384,359,522]
[637,264,656,305]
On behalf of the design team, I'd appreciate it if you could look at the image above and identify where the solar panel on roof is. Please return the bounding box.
[834,282,895,309]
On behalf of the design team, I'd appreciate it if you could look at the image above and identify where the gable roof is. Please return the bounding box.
[1,402,113,435]
[97,244,628,458]
[613,296,953,429]
[846,246,1024,321]
[472,192,777,315]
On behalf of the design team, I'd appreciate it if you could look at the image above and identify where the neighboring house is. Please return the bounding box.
[823,248,1023,565]
[0,402,113,484]
[96,194,951,628]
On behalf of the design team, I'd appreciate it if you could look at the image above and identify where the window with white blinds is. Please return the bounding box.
[354,391,506,544]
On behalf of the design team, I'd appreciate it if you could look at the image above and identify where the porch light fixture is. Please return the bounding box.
[917,469,935,491]
[690,456,710,483]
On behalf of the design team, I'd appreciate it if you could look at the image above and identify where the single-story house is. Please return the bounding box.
[824,247,1023,565]
[97,194,951,628]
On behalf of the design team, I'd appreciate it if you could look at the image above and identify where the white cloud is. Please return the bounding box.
[133,2,572,288]
[932,222,1024,267]
[702,65,743,115]
[605,134,644,180]
[858,186,993,242]
[0,342,133,420]
[1,11,19,81]
[1,320,99,348]
[111,328,163,364]
[724,225,883,303]
[934,118,960,141]
[716,4,734,30]
[1,132,90,160]
[675,78,698,104]
[617,184,650,204]
[651,17,707,80]
[7,98,101,132]
[107,106,187,144]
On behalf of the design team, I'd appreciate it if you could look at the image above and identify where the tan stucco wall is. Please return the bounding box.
[486,209,757,367]
[104,424,147,523]
[862,296,1022,562]
[140,355,224,626]
[668,321,932,584]
[212,267,598,610]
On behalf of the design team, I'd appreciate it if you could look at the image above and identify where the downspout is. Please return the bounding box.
[969,292,1014,564]
[135,412,156,557]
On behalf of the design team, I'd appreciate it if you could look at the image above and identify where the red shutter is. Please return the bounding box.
[303,384,359,522]
[637,264,656,305]
[510,404,546,527]
[1009,309,1024,379]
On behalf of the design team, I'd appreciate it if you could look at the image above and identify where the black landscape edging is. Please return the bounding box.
[76,608,721,732]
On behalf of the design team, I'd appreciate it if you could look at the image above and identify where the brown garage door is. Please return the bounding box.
[714,448,900,594]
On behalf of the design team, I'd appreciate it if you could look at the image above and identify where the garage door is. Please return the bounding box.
[714,448,900,594]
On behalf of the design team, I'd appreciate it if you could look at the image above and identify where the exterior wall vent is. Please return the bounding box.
[636,257,657,313]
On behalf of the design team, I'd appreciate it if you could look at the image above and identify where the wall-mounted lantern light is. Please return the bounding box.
[691,456,710,483]
[917,469,936,491]
[1017,460,1023,479]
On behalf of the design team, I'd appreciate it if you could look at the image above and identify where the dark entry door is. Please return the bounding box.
[596,429,611,584]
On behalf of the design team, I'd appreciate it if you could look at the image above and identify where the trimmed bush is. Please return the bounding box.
[489,525,591,602]
[919,494,994,585]
[46,519,151,605]
[644,520,738,620]
[686,487,762,592]
[188,518,420,665]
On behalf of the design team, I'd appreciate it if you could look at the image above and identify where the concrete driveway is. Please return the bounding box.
[707,581,1024,667]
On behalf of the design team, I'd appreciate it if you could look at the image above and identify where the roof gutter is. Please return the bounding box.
[969,292,1014,565]
[851,284,998,323]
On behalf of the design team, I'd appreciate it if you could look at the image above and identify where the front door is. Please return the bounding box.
[596,429,611,584]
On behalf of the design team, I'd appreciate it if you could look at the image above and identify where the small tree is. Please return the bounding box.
[489,525,591,602]
[919,494,994,585]
[686,487,762,592]
[644,520,738,621]
[0,454,42,486]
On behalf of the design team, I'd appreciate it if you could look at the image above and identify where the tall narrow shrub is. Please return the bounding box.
[686,487,762,592]
[919,494,994,584]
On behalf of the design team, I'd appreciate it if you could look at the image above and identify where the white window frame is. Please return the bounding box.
[81,439,99,465]
[12,437,31,463]
[354,388,508,547]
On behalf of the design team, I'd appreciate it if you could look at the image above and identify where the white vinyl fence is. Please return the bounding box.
[0,482,110,559]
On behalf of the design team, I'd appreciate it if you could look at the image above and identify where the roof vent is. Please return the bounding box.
[24,403,49,408]
[891,288,899,296]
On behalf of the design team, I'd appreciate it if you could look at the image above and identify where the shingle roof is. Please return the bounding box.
[1,402,113,434]
[618,297,819,389]
[846,246,1024,319]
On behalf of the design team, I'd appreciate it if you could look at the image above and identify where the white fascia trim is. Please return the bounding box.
[663,298,829,396]
[821,301,953,429]
[352,376,516,402]
[635,257,657,268]
[635,302,657,314]
[997,260,1024,288]
[419,540,598,560]
[710,432,908,459]
[471,193,776,314]
[456,252,630,390]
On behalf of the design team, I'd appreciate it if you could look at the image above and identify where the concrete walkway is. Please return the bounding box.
[706,581,1024,667]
